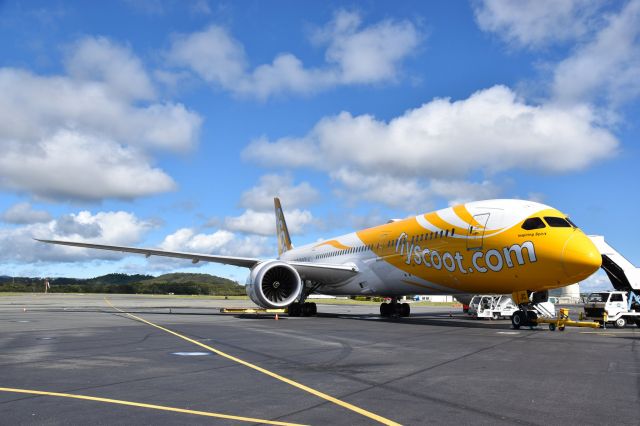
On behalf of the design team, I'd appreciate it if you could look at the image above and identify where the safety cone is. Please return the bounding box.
[275,313,279,320]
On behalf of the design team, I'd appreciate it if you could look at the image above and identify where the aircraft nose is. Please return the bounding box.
[562,233,601,281]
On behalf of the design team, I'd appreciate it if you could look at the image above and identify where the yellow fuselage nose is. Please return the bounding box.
[562,232,602,281]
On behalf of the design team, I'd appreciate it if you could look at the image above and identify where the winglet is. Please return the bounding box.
[274,198,292,256]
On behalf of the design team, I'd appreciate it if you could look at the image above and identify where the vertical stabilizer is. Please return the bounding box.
[274,198,292,256]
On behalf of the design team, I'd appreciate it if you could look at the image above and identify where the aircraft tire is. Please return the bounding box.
[400,303,410,317]
[288,303,301,317]
[302,302,317,316]
[380,303,390,317]
[511,310,525,329]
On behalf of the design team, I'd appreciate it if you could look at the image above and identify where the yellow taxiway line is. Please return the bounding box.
[0,387,304,425]
[104,298,401,426]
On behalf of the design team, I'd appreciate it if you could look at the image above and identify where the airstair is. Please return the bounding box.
[588,236,640,291]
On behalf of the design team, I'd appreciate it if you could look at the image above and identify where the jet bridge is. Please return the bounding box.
[588,236,640,291]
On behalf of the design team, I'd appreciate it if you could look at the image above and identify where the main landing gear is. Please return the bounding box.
[287,302,317,317]
[287,282,320,317]
[380,299,410,318]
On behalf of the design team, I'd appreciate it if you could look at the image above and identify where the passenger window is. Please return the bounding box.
[544,217,572,228]
[521,217,546,230]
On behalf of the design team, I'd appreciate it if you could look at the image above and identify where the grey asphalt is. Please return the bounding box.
[1,293,638,425]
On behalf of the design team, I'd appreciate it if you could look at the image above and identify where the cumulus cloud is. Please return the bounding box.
[1,202,51,224]
[552,0,640,105]
[0,210,153,263]
[239,174,319,210]
[246,85,616,172]
[0,36,202,201]
[224,208,314,236]
[165,10,420,100]
[244,85,617,207]
[475,0,640,108]
[473,0,602,48]
[0,130,176,201]
[331,170,501,210]
[159,228,272,258]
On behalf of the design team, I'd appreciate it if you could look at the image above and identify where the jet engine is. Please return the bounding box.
[245,260,302,308]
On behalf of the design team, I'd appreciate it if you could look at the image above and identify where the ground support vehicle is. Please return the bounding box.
[584,291,640,328]
[536,308,600,331]
[474,295,518,319]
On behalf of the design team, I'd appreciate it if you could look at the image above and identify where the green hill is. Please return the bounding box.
[0,272,245,296]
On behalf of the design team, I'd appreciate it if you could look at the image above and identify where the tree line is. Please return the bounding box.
[0,273,246,296]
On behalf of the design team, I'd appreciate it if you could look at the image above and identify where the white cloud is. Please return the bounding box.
[314,10,421,84]
[1,202,51,224]
[473,0,602,48]
[65,36,155,101]
[244,85,617,207]
[165,10,420,100]
[0,130,175,201]
[474,0,640,108]
[245,84,617,181]
[552,0,640,105]
[159,228,272,257]
[0,210,153,263]
[224,208,314,236]
[239,174,319,210]
[330,169,501,209]
[0,36,202,201]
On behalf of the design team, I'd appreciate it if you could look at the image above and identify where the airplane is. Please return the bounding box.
[38,198,602,328]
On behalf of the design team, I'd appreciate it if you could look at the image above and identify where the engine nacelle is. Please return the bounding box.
[245,260,302,308]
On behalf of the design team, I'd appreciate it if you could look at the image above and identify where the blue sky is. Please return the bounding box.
[1,0,638,290]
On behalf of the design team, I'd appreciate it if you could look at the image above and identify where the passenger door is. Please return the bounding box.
[466,213,490,251]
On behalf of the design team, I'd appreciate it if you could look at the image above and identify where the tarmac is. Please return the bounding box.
[1,293,638,425]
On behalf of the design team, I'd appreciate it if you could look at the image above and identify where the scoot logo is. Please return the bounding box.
[395,232,537,274]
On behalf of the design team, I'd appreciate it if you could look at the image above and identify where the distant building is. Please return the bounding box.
[549,283,581,304]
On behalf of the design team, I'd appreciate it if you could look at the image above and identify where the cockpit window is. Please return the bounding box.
[565,217,578,228]
[544,217,572,228]
[521,217,546,230]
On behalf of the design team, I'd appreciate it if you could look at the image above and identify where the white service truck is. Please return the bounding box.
[584,291,640,328]
[469,295,519,319]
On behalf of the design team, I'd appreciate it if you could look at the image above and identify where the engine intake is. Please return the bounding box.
[245,260,302,308]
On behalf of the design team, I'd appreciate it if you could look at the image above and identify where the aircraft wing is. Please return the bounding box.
[35,239,261,268]
[288,261,358,284]
[36,239,360,283]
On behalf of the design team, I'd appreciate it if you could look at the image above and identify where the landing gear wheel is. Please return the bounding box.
[288,303,301,317]
[400,303,410,317]
[302,303,312,316]
[308,302,317,316]
[380,303,390,317]
[511,310,525,329]
[614,317,626,328]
